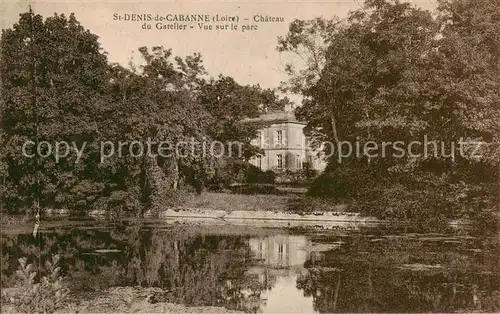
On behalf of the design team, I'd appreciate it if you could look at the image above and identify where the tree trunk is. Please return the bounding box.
[333,275,341,312]
[331,114,339,144]
[0,174,4,213]
[329,79,340,145]
[365,106,371,165]
[172,159,179,190]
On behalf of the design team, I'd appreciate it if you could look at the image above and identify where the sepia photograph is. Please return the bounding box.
[0,0,499,313]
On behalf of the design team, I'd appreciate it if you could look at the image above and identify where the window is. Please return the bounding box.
[276,130,283,145]
[296,154,301,169]
[277,154,283,169]
[278,244,284,261]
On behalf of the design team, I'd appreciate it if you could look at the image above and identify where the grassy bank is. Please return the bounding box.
[181,192,348,213]
[1,193,351,224]
[181,192,292,212]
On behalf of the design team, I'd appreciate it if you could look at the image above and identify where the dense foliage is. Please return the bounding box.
[279,0,500,221]
[0,11,286,216]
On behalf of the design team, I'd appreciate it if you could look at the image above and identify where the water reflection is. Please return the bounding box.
[248,235,315,313]
[1,222,499,313]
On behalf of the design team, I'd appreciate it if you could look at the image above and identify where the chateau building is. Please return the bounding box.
[241,107,325,172]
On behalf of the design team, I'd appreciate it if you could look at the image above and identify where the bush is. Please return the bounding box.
[349,170,498,223]
[287,196,344,213]
[2,254,70,313]
[302,162,318,180]
[244,165,275,184]
[307,163,380,199]
[206,161,275,190]
[91,189,143,219]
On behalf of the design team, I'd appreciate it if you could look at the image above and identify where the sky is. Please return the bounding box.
[1,0,438,103]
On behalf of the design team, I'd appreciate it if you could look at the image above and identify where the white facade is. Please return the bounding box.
[241,110,326,173]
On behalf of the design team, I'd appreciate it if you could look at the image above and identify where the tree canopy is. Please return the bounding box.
[0,10,287,216]
[278,0,500,221]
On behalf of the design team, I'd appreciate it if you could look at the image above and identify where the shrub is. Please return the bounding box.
[350,170,498,223]
[302,162,318,180]
[245,165,275,184]
[307,163,380,199]
[2,254,70,313]
[206,161,275,190]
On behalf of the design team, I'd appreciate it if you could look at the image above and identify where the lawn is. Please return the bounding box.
[181,192,293,212]
[180,192,348,213]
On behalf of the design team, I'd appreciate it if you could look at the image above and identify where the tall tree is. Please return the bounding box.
[280,0,500,220]
[1,11,110,214]
[199,76,290,187]
[278,17,342,146]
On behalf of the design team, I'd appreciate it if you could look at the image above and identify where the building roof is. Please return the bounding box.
[240,110,306,125]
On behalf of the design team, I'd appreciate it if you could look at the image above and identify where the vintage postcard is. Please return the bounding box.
[1,0,499,313]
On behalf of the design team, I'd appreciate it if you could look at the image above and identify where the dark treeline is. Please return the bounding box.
[278,0,500,223]
[0,10,289,217]
[1,0,499,223]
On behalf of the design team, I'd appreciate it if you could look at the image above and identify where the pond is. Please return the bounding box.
[1,220,499,313]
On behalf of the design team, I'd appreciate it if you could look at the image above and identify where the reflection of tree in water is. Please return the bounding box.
[1,227,127,287]
[120,227,276,313]
[296,234,500,313]
[1,223,278,313]
[5,224,498,313]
